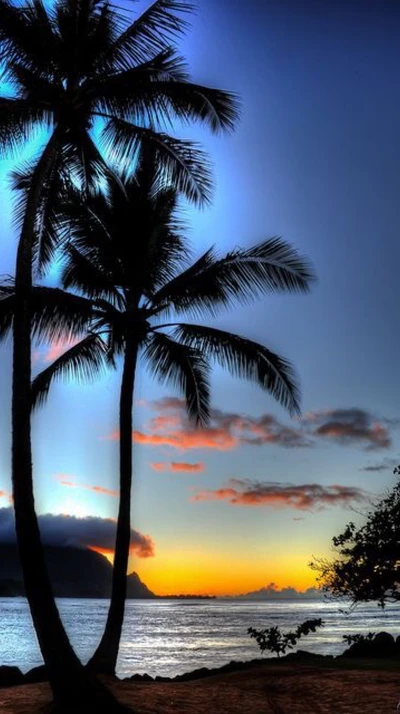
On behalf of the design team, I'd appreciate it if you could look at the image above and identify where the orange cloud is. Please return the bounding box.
[192,479,367,511]
[103,398,310,451]
[56,476,118,498]
[134,430,237,450]
[150,462,205,473]
[88,538,155,559]
[143,429,236,450]
[87,485,119,496]
[0,491,13,505]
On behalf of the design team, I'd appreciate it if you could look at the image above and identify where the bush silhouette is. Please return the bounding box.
[248,618,324,657]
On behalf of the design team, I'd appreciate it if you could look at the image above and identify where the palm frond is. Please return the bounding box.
[171,323,301,416]
[121,167,189,294]
[62,130,108,193]
[0,282,93,346]
[105,0,194,70]
[151,238,316,318]
[32,333,108,408]
[95,48,190,111]
[30,286,95,344]
[0,98,50,156]
[144,330,210,425]
[0,293,15,342]
[61,245,125,310]
[101,119,213,205]
[10,150,70,276]
[0,0,58,76]
[129,80,240,134]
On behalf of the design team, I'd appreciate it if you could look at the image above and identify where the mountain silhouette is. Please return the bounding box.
[0,544,155,598]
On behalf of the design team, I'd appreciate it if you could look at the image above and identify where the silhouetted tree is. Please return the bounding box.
[0,0,238,707]
[311,474,400,609]
[1,161,315,675]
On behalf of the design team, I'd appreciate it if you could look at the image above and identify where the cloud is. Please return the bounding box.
[105,398,310,451]
[104,400,398,455]
[302,408,392,450]
[238,583,321,599]
[56,476,118,497]
[191,478,367,511]
[360,457,398,473]
[0,508,154,558]
[134,428,237,450]
[150,462,205,473]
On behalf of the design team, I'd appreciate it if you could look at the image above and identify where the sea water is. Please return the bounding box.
[1,597,400,678]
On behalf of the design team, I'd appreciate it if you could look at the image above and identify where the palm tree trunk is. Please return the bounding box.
[12,131,131,713]
[88,336,138,675]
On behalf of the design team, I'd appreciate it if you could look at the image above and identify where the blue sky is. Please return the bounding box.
[0,0,399,594]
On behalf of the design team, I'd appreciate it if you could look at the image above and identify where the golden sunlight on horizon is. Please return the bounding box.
[126,548,319,597]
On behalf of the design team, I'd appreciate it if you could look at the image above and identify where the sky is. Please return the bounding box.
[1,0,400,596]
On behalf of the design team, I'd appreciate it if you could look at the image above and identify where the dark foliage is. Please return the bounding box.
[248,618,324,657]
[311,472,400,608]
[342,632,375,646]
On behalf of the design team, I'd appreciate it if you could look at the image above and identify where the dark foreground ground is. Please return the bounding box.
[1,659,400,714]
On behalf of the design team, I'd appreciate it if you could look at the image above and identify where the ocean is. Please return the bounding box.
[1,597,400,678]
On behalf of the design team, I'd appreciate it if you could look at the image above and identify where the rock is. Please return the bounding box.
[284,650,330,662]
[342,632,397,659]
[24,665,48,684]
[175,667,212,682]
[0,666,24,688]
[127,673,153,682]
[342,640,372,658]
[373,632,395,655]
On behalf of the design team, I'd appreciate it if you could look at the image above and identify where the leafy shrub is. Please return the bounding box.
[248,618,324,657]
[342,632,375,646]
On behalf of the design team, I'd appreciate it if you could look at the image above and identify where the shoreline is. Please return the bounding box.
[3,648,400,691]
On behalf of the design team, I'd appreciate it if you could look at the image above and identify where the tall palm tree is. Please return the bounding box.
[0,0,238,705]
[6,167,316,675]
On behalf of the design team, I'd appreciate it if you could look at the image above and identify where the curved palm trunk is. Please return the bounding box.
[88,337,138,675]
[12,132,131,713]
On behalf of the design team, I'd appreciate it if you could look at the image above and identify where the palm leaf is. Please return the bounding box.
[30,286,95,344]
[0,283,94,345]
[151,237,316,318]
[0,98,50,156]
[94,48,190,117]
[105,0,194,70]
[171,323,301,415]
[0,0,58,75]
[32,333,107,408]
[0,292,15,342]
[101,119,213,205]
[61,245,125,309]
[10,150,69,276]
[62,130,108,194]
[126,79,240,134]
[144,330,210,425]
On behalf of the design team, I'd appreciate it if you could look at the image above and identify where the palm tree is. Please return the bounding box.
[0,0,238,705]
[8,166,316,676]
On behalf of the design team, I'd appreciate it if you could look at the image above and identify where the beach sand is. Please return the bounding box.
[0,662,400,713]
